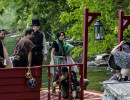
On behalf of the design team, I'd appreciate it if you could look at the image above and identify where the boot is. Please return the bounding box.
[51,88,57,96]
[72,97,76,100]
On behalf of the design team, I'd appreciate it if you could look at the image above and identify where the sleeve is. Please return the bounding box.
[114,51,130,69]
[53,74,59,84]
[52,41,58,48]
[25,40,34,53]
[42,32,48,55]
[113,49,118,54]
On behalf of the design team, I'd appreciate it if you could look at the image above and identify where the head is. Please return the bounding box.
[121,42,130,53]
[32,19,40,32]
[61,67,68,75]
[0,29,6,39]
[25,28,34,39]
[57,31,65,41]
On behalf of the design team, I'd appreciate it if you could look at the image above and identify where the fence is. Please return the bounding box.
[41,63,84,100]
[0,63,84,100]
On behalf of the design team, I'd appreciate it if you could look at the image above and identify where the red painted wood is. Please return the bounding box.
[118,10,124,47]
[83,7,88,79]
[0,92,40,100]
[0,67,41,77]
[58,67,61,100]
[0,66,42,100]
[123,20,129,31]
[69,66,71,100]
[117,10,130,73]
[88,13,101,27]
[79,64,84,100]
[123,15,130,19]
[0,84,41,93]
[48,67,50,100]
[83,7,101,79]
[0,77,41,85]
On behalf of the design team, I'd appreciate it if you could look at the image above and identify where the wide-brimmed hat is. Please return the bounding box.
[61,67,68,75]
[31,19,40,26]
[108,54,121,70]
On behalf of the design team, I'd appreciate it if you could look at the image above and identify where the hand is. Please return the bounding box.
[28,64,31,67]
[60,74,68,81]
[43,55,47,63]
[51,61,54,65]
[119,41,125,47]
[1,60,4,64]
[53,82,58,87]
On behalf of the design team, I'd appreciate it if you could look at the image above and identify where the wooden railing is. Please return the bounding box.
[41,63,84,100]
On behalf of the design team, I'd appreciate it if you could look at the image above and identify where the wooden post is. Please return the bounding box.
[118,10,124,50]
[83,7,88,79]
[58,66,61,100]
[69,66,72,100]
[83,7,101,78]
[48,67,50,100]
[118,10,130,73]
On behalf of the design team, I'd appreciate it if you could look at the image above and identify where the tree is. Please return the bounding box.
[0,0,129,57]
[60,0,130,57]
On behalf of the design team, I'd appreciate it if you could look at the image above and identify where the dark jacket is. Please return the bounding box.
[0,40,4,61]
[32,31,43,52]
[54,71,77,91]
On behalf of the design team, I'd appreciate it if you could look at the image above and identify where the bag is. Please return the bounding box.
[108,54,121,70]
[13,55,21,60]
[25,67,37,88]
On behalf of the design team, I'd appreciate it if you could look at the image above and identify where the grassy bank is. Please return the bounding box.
[5,36,115,91]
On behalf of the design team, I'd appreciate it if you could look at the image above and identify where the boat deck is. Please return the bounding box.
[40,89,103,100]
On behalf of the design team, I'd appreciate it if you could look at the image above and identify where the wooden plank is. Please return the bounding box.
[0,66,42,100]
[0,92,40,100]
[0,77,41,85]
[0,67,41,77]
[0,83,41,93]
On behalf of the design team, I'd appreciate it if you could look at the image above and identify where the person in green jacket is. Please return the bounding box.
[50,31,75,95]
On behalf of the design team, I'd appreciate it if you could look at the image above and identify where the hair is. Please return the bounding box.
[25,28,34,36]
[57,31,65,39]
[122,44,130,53]
[0,28,5,33]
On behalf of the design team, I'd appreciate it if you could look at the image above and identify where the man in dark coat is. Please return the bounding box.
[0,29,13,68]
[31,19,48,66]
[0,29,5,68]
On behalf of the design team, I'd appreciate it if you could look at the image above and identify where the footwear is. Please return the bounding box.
[117,74,125,81]
[51,88,57,96]
[72,97,76,100]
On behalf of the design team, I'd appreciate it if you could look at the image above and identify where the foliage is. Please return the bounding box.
[0,0,130,57]
[0,1,16,33]
[60,0,130,57]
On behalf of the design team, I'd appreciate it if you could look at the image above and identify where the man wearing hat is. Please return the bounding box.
[31,19,48,66]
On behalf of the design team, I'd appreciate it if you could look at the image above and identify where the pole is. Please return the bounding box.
[118,10,130,73]
[83,7,101,78]
[83,7,88,79]
[118,10,124,50]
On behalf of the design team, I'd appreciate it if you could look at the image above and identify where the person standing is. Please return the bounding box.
[31,19,48,66]
[50,31,78,96]
[0,29,13,68]
[12,28,34,67]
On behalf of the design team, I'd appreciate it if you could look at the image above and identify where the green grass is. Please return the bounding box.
[5,36,115,91]
[4,36,19,56]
